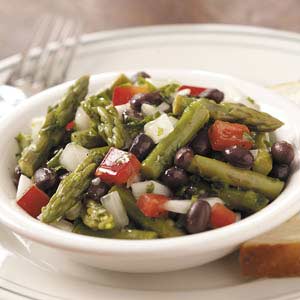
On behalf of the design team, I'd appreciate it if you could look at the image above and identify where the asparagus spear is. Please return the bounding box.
[73,221,158,240]
[142,101,209,179]
[18,76,90,177]
[15,133,32,153]
[71,128,106,148]
[217,187,269,213]
[253,133,273,175]
[187,155,284,200]
[173,96,283,132]
[82,96,126,148]
[41,146,109,223]
[82,199,115,230]
[110,186,184,238]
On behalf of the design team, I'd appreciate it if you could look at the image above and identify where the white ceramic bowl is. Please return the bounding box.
[0,70,300,273]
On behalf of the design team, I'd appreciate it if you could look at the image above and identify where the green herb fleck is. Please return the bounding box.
[247,97,255,104]
[157,127,164,136]
[146,182,155,193]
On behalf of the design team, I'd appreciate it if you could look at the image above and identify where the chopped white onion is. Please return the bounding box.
[31,117,45,142]
[50,219,74,232]
[115,103,130,118]
[163,200,192,214]
[74,106,91,131]
[177,88,191,96]
[59,143,89,172]
[144,113,174,144]
[250,149,259,159]
[157,102,170,112]
[204,197,225,207]
[16,175,32,200]
[141,103,159,116]
[168,116,178,127]
[101,191,129,229]
[131,180,171,199]
[235,212,241,222]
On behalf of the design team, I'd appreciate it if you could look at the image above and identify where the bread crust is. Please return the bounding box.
[240,243,300,277]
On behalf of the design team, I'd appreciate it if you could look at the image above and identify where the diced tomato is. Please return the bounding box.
[178,85,206,96]
[210,203,236,228]
[65,121,75,131]
[17,185,50,218]
[137,194,169,217]
[95,147,141,185]
[112,85,149,106]
[208,120,253,151]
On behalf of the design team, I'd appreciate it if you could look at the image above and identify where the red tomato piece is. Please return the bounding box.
[65,121,75,131]
[178,85,206,97]
[208,120,253,151]
[210,203,236,228]
[137,194,169,218]
[17,185,50,218]
[95,147,141,185]
[112,85,149,106]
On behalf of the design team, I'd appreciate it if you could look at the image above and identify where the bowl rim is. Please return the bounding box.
[0,69,300,257]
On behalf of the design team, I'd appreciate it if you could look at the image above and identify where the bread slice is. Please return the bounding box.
[240,214,300,277]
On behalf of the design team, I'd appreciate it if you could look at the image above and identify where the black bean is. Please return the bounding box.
[13,165,22,187]
[86,177,109,201]
[191,128,211,155]
[33,168,58,191]
[131,71,151,83]
[57,169,69,181]
[185,200,211,234]
[129,133,155,161]
[198,88,224,103]
[270,164,290,180]
[61,130,72,148]
[271,141,294,165]
[174,147,194,169]
[223,146,254,169]
[130,91,163,111]
[161,167,188,189]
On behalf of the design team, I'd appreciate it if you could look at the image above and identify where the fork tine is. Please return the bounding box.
[31,16,65,89]
[46,20,82,87]
[6,15,52,85]
[58,22,83,84]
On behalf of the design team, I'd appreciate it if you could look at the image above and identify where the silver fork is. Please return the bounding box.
[4,15,82,97]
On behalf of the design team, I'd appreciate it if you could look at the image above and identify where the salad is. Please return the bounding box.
[14,72,295,239]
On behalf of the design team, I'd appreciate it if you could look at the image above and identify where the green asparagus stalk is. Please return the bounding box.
[217,187,269,213]
[110,186,184,238]
[73,221,158,239]
[41,146,109,223]
[82,96,126,148]
[15,133,32,153]
[18,76,90,177]
[159,83,180,103]
[142,101,209,179]
[71,128,106,148]
[173,96,283,132]
[81,199,115,230]
[253,133,273,175]
[187,155,284,199]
